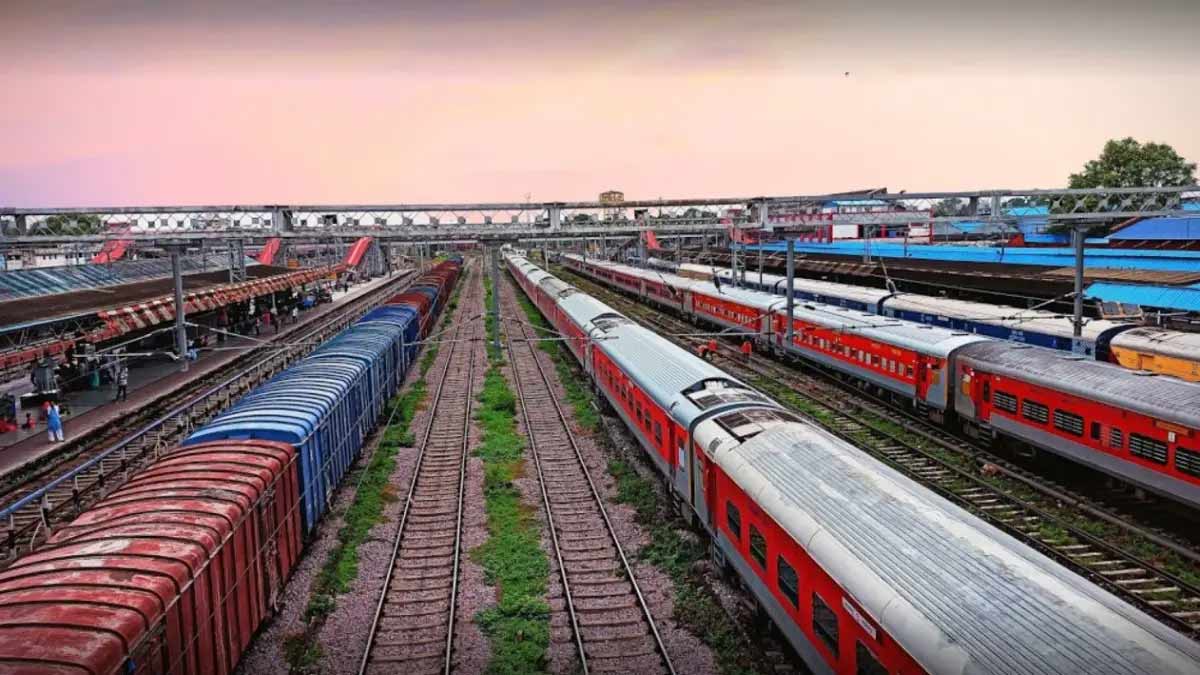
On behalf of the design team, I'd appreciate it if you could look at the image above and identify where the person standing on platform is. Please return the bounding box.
[46,402,63,443]
[291,305,299,325]
[115,366,129,402]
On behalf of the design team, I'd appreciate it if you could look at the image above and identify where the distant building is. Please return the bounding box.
[600,190,625,221]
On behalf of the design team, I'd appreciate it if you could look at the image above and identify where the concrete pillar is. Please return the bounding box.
[171,249,189,373]
[548,205,562,231]
[731,234,739,288]
[758,241,764,286]
[14,215,27,236]
[1073,226,1085,341]
[272,208,293,233]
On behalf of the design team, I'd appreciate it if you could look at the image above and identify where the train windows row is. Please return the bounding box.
[990,386,1199,476]
[797,331,914,379]
[725,498,889,674]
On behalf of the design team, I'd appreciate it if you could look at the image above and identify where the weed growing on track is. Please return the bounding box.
[473,271,551,674]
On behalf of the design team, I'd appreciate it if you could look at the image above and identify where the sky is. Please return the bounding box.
[1,0,1198,207]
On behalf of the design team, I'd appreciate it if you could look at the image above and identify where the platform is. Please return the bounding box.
[0,265,290,330]
[0,271,406,479]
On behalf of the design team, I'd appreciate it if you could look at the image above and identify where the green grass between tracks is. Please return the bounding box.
[472,271,551,674]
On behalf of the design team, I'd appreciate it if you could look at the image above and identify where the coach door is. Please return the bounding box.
[672,424,690,503]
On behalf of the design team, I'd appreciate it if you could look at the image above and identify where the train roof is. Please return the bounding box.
[597,318,766,428]
[957,341,1200,429]
[704,265,894,305]
[1111,327,1200,362]
[694,261,1135,342]
[569,257,989,356]
[557,292,614,330]
[547,256,769,424]
[718,422,1200,674]
[885,293,1132,341]
[690,282,991,358]
[537,272,575,299]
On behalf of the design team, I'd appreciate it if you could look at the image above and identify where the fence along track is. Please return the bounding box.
[500,275,675,674]
[360,268,482,675]
[0,271,417,562]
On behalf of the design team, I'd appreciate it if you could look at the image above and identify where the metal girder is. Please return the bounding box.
[1,185,1196,245]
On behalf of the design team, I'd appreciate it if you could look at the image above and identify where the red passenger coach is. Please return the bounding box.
[0,441,302,675]
[507,252,1200,675]
[956,342,1200,508]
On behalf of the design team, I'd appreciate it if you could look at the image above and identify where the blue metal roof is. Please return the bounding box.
[1006,205,1050,217]
[755,241,1200,272]
[1110,218,1200,240]
[1085,282,1200,312]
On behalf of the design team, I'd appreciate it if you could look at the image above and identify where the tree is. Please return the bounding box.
[1069,137,1196,189]
[1049,138,1196,235]
[931,197,964,217]
[39,214,105,235]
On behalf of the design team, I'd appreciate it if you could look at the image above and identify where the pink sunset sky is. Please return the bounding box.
[1,0,1197,207]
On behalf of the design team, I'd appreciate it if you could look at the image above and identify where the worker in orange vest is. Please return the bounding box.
[740,339,752,362]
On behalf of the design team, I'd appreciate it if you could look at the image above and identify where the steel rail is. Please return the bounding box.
[359,268,479,675]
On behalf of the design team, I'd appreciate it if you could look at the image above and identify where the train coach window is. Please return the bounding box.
[982,381,990,402]
[856,643,888,675]
[1130,434,1168,465]
[1022,400,1049,425]
[1110,428,1124,449]
[1091,422,1101,440]
[1176,448,1200,478]
[749,525,767,569]
[654,422,664,445]
[813,594,840,657]
[777,556,799,608]
[993,391,1017,413]
[726,502,742,541]
[1053,410,1084,437]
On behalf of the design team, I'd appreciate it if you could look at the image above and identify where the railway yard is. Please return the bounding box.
[3,242,1200,675]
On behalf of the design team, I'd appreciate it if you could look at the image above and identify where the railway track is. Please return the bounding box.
[499,276,675,675]
[556,264,1200,641]
[359,269,482,675]
[0,271,416,561]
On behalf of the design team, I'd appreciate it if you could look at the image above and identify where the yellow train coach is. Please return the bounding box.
[1109,327,1200,382]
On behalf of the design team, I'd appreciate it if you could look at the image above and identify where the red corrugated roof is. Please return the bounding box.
[344,236,373,267]
[257,237,283,265]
